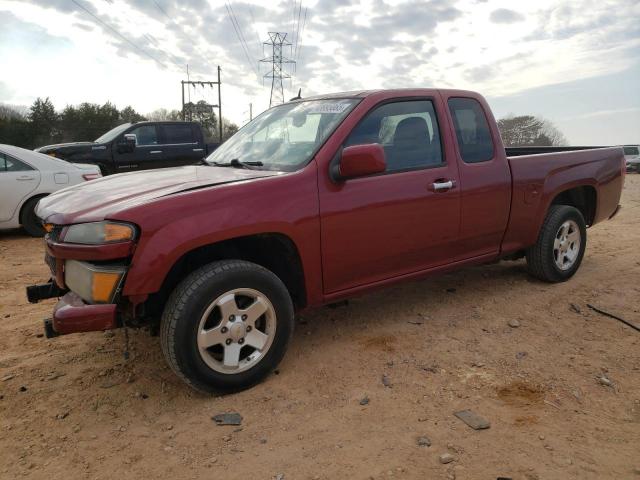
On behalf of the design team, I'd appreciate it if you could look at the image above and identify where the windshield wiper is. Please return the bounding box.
[213,158,263,169]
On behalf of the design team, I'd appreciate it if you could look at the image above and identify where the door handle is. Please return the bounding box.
[149,150,163,154]
[16,175,35,181]
[192,148,204,152]
[431,180,455,191]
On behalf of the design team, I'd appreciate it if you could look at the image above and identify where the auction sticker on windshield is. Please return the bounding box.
[308,103,351,114]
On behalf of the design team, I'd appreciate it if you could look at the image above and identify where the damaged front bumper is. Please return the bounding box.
[26,281,119,338]
[26,228,134,338]
[50,291,118,337]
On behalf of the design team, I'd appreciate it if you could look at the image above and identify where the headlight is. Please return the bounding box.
[63,221,136,244]
[65,260,125,304]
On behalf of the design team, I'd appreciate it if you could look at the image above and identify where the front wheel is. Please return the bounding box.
[21,197,46,237]
[526,205,587,282]
[160,260,294,394]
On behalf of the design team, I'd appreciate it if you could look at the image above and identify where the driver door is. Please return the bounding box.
[319,98,461,293]
[112,124,164,172]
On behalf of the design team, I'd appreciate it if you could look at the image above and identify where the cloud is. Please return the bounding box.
[1,0,639,132]
[489,8,525,24]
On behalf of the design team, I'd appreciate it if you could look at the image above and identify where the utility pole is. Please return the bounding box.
[217,65,222,142]
[249,103,253,121]
[181,65,223,142]
[260,32,295,107]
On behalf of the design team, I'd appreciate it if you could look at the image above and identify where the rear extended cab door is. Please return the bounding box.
[439,91,511,258]
[159,123,206,167]
[317,92,463,294]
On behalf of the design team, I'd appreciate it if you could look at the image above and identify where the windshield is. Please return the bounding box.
[94,123,132,143]
[206,99,359,171]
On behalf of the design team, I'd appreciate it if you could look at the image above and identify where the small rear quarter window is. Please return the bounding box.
[447,97,495,163]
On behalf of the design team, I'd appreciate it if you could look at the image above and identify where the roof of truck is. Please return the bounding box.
[294,88,479,101]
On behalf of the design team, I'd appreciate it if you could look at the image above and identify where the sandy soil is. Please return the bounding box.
[1,176,639,480]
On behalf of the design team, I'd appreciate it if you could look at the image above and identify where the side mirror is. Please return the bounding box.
[333,144,386,181]
[118,134,137,153]
[124,134,137,150]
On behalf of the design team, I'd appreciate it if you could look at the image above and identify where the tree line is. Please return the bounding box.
[496,115,567,147]
[0,97,239,149]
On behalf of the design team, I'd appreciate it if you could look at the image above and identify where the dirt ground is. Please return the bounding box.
[1,176,639,480]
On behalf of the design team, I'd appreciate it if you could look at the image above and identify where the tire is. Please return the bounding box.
[526,205,586,283]
[160,260,295,394]
[21,197,46,237]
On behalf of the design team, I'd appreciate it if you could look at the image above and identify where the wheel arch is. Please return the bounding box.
[18,192,50,225]
[143,232,307,319]
[549,184,597,226]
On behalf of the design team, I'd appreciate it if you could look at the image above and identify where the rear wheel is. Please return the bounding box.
[526,205,586,282]
[21,197,46,237]
[160,260,294,394]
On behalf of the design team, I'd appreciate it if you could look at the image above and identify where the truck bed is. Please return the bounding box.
[501,146,625,254]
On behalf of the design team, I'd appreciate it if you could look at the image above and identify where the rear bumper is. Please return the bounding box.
[50,291,118,336]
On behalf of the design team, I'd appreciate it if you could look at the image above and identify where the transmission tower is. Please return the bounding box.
[260,32,295,107]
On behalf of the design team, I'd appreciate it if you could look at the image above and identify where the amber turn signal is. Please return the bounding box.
[104,223,135,242]
[91,271,123,303]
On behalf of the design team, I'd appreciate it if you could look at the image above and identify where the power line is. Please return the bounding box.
[293,0,302,57]
[248,6,262,58]
[227,2,256,65]
[70,0,167,69]
[150,0,218,75]
[291,0,297,48]
[225,2,260,79]
[292,7,308,92]
[295,7,307,64]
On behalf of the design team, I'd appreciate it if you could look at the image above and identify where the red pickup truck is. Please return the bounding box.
[27,89,625,393]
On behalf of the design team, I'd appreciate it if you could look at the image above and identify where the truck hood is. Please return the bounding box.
[36,165,281,225]
[35,142,97,153]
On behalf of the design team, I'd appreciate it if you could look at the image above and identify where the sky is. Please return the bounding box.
[0,0,638,145]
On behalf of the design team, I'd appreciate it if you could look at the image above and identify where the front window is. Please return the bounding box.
[206,99,359,171]
[128,125,158,146]
[95,123,132,143]
[345,100,444,172]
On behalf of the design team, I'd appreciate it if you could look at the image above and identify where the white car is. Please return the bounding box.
[623,145,640,173]
[0,144,101,236]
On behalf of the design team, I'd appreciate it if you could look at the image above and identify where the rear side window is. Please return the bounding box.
[163,124,195,144]
[448,98,494,163]
[0,153,34,172]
